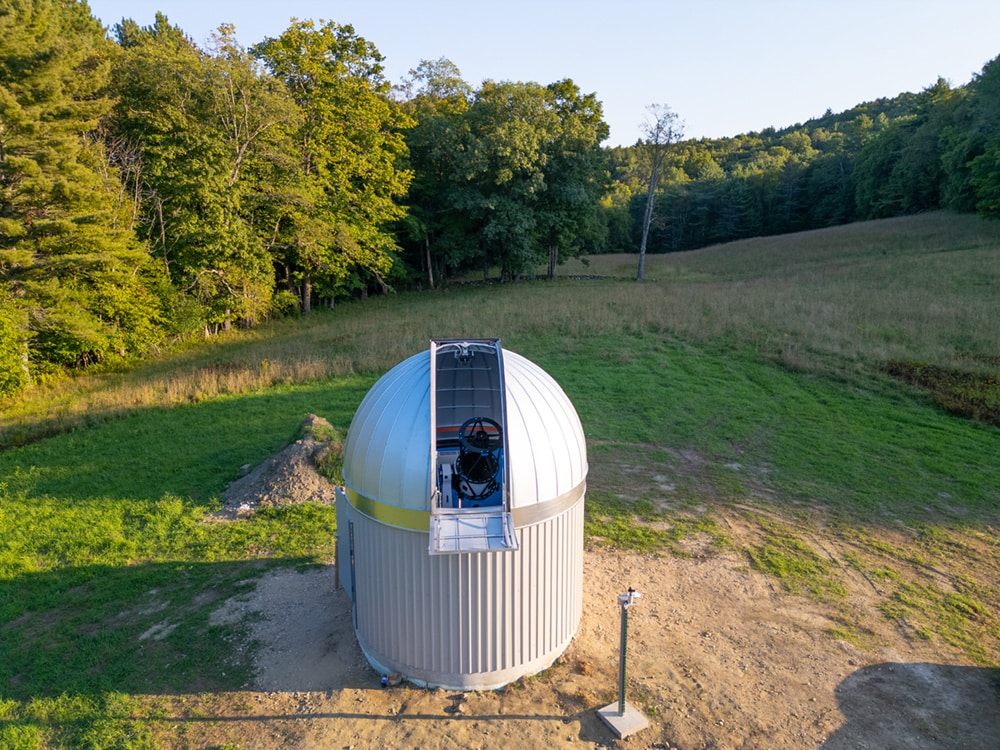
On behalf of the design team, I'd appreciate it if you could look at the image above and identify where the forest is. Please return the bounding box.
[1,0,999,397]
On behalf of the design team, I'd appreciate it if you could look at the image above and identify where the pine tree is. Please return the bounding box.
[0,0,172,385]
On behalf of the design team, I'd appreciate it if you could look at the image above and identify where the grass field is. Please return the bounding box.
[1,211,998,747]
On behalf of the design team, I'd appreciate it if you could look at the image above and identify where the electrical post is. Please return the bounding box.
[598,588,650,739]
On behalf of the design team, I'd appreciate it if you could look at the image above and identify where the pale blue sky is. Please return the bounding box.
[86,0,1000,146]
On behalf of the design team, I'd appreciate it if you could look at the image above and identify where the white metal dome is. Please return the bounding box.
[343,346,587,517]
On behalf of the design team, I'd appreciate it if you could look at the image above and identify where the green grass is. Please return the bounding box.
[585,487,728,555]
[556,334,1000,521]
[1,211,999,746]
[0,382,366,747]
[745,515,848,599]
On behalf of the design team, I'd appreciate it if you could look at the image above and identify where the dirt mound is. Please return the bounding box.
[216,414,339,519]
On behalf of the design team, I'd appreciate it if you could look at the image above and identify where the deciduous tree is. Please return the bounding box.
[969,133,1000,218]
[110,16,285,329]
[461,80,556,279]
[397,58,474,287]
[406,77,610,282]
[253,20,412,311]
[537,79,610,279]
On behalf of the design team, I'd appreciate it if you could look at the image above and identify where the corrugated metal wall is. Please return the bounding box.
[348,497,584,689]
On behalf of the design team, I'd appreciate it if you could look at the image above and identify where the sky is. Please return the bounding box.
[85,0,1000,147]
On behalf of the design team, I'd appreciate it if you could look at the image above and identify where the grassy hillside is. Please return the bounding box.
[1,211,998,747]
[4,212,997,449]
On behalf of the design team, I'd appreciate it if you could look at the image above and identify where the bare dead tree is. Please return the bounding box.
[637,104,683,281]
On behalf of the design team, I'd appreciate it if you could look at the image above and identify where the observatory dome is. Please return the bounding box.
[338,340,587,689]
[343,346,587,517]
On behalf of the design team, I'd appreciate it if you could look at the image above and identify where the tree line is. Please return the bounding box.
[1,0,998,397]
[607,64,1000,254]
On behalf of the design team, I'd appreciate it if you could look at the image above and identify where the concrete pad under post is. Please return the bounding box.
[597,700,649,739]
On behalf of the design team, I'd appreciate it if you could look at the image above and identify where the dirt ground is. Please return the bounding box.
[185,418,999,749]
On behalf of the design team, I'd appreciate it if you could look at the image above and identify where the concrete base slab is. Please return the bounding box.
[597,700,649,739]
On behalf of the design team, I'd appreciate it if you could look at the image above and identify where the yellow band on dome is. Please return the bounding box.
[344,480,587,532]
[345,486,430,531]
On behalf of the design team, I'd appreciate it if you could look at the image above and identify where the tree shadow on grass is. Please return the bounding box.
[821,662,1000,750]
[0,558,612,748]
[1,559,312,701]
[0,557,379,744]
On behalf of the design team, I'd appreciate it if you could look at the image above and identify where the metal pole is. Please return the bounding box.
[599,588,648,740]
[618,598,628,715]
[616,588,641,716]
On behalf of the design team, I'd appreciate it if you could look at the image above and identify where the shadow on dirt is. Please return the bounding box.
[821,662,1000,749]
